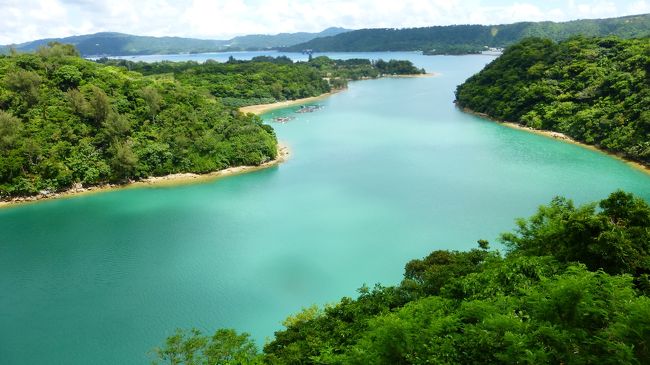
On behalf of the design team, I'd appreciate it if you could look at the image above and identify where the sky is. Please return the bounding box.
[1,0,649,44]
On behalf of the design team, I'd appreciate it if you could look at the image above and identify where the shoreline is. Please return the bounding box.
[239,73,438,116]
[0,143,291,209]
[383,72,439,78]
[239,89,345,115]
[460,106,650,175]
[1,73,431,208]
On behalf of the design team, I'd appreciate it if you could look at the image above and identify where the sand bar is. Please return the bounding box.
[239,89,344,115]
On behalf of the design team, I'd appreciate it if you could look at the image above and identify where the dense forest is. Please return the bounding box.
[153,190,650,364]
[456,36,650,166]
[0,43,277,198]
[0,28,351,57]
[97,56,424,107]
[282,14,650,53]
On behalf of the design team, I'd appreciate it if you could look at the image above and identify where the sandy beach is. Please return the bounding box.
[239,89,344,115]
[461,107,650,175]
[0,143,290,208]
[239,73,438,116]
[384,72,439,78]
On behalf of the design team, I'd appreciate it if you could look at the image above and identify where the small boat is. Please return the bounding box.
[295,105,323,114]
[272,116,294,123]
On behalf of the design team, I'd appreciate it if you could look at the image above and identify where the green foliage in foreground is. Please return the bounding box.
[152,329,262,365]
[456,36,650,165]
[154,191,650,364]
[0,44,277,197]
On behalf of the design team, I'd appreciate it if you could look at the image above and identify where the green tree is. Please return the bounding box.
[0,110,21,150]
[4,69,41,105]
[36,42,80,57]
[501,191,650,275]
[141,86,162,120]
[111,141,137,179]
[53,65,83,90]
[88,85,111,126]
[152,328,262,365]
[103,112,131,139]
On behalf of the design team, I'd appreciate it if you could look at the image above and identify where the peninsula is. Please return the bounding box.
[0,44,424,203]
[456,36,650,170]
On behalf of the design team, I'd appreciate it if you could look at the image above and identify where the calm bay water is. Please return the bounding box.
[1,53,649,364]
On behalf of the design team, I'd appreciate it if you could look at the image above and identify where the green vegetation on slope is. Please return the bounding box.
[456,36,650,166]
[0,43,277,198]
[4,33,225,57]
[224,27,351,51]
[97,56,424,107]
[154,190,650,364]
[282,14,650,53]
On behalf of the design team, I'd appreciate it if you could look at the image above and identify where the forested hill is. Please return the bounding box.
[0,28,351,57]
[456,36,650,166]
[153,190,650,364]
[224,27,350,51]
[281,14,650,53]
[1,33,224,57]
[0,44,277,198]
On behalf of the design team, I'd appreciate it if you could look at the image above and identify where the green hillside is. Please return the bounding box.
[281,14,650,53]
[2,28,351,57]
[5,32,225,57]
[0,44,277,198]
[226,27,349,50]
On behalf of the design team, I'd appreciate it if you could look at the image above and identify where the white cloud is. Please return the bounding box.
[0,0,647,44]
[627,0,650,14]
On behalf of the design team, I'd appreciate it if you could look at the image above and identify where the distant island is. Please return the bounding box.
[0,43,423,202]
[0,27,351,57]
[456,36,650,168]
[281,14,650,55]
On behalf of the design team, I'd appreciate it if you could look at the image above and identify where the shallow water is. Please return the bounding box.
[1,53,649,364]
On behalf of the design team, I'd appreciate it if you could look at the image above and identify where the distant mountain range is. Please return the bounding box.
[281,14,650,54]
[2,14,649,57]
[0,27,350,57]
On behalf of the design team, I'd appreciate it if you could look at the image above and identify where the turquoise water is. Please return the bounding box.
[1,54,649,364]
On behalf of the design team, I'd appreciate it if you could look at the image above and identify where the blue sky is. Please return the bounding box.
[1,0,648,44]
